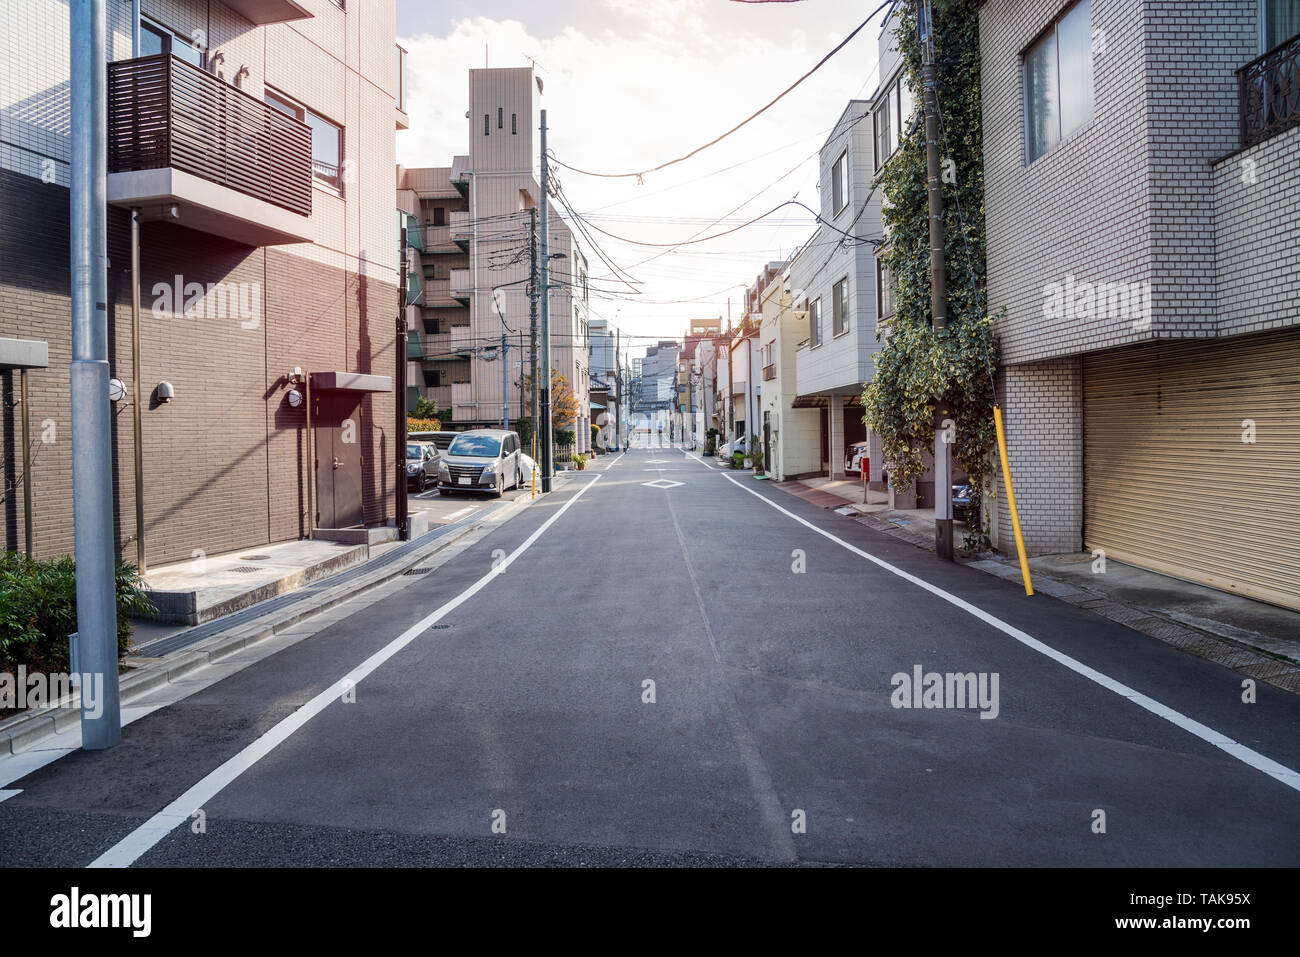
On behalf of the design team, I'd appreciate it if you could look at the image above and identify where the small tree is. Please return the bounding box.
[748,433,764,474]
[550,371,581,434]
[411,396,439,421]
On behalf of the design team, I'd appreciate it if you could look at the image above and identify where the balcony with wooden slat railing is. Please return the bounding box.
[106,53,313,246]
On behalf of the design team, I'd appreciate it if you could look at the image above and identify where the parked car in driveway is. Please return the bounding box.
[406,442,439,492]
[952,483,975,524]
[438,429,522,497]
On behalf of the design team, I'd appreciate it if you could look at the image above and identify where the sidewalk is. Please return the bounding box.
[766,474,1300,694]
[0,488,540,755]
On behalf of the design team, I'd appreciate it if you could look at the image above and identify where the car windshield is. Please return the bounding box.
[406,444,425,459]
[449,434,501,457]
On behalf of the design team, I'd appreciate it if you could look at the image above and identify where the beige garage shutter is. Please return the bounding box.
[1084,329,1300,611]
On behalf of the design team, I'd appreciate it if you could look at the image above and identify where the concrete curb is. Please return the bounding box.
[767,480,1300,696]
[0,492,538,756]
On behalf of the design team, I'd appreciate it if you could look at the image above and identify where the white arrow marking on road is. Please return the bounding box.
[89,473,606,868]
[709,465,1300,795]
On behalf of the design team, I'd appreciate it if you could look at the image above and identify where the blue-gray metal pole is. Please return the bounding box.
[131,0,140,54]
[70,0,121,750]
[539,109,553,492]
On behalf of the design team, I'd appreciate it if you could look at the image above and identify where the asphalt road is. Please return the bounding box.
[3,446,1298,867]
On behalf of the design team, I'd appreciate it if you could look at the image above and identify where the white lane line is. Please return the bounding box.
[0,789,22,803]
[442,505,478,521]
[603,451,627,471]
[719,472,1300,795]
[90,473,605,868]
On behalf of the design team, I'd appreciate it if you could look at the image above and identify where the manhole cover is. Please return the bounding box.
[239,554,272,561]
[228,566,262,574]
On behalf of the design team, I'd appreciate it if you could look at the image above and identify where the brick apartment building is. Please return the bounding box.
[0,0,406,567]
[981,0,1300,610]
[397,66,592,452]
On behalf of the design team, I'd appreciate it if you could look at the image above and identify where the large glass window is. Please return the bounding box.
[833,278,849,336]
[266,90,343,188]
[873,72,914,169]
[1266,0,1300,49]
[140,19,204,68]
[1024,0,1094,163]
[809,298,823,348]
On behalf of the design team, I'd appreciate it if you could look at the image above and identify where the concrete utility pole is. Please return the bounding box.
[529,206,539,429]
[397,226,409,541]
[539,109,553,492]
[70,0,121,750]
[921,0,954,562]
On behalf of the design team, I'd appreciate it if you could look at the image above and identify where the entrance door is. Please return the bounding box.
[314,392,364,529]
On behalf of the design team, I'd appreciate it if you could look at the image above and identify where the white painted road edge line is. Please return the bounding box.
[604,451,627,471]
[89,473,605,868]
[718,471,1300,795]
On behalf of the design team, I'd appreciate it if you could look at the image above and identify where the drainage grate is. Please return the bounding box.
[228,566,263,574]
[403,567,434,576]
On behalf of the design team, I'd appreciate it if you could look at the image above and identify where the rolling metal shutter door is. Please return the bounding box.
[1083,330,1300,611]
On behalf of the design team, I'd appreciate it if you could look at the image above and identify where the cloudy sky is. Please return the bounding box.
[396,0,894,354]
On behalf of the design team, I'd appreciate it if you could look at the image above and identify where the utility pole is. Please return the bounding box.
[528,206,539,430]
[501,323,509,431]
[921,0,953,561]
[70,0,121,750]
[396,226,409,541]
[539,109,554,492]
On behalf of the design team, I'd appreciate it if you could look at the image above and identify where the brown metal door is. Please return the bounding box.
[314,392,364,529]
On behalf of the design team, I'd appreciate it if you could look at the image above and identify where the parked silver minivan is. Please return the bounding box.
[438,429,522,497]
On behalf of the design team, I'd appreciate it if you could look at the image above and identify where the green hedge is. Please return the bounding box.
[0,552,154,674]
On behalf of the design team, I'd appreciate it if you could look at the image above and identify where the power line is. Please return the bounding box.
[544,0,894,182]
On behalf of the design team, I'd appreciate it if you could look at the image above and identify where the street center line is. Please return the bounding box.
[718,472,1300,795]
[89,473,605,868]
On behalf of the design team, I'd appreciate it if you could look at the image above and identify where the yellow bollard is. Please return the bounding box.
[993,405,1034,597]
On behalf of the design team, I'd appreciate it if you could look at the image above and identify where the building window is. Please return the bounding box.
[432,206,445,227]
[832,150,849,215]
[1265,0,1300,49]
[809,298,823,348]
[484,114,490,136]
[139,18,204,68]
[873,74,914,170]
[266,90,342,188]
[877,259,896,322]
[498,107,504,129]
[396,45,406,111]
[832,278,849,336]
[423,370,441,387]
[512,113,518,134]
[1024,0,1094,163]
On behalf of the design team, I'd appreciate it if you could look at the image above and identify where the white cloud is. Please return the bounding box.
[397,3,887,346]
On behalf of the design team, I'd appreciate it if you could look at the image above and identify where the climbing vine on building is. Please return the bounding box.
[862,0,998,498]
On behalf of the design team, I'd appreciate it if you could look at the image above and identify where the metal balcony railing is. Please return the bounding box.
[1238,31,1300,148]
[108,53,312,216]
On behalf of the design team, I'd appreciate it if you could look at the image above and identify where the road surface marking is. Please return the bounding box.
[603,451,627,471]
[642,479,684,489]
[442,505,478,521]
[718,471,1300,795]
[89,473,605,868]
[0,789,22,803]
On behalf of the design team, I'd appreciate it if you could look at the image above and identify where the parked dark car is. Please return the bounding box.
[952,484,976,524]
[406,442,439,492]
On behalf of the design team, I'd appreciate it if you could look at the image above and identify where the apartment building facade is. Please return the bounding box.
[981,0,1300,610]
[1,0,405,566]
[397,67,591,451]
[790,95,884,482]
[759,253,821,481]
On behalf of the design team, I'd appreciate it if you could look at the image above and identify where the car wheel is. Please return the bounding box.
[492,472,503,498]
[417,472,427,493]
